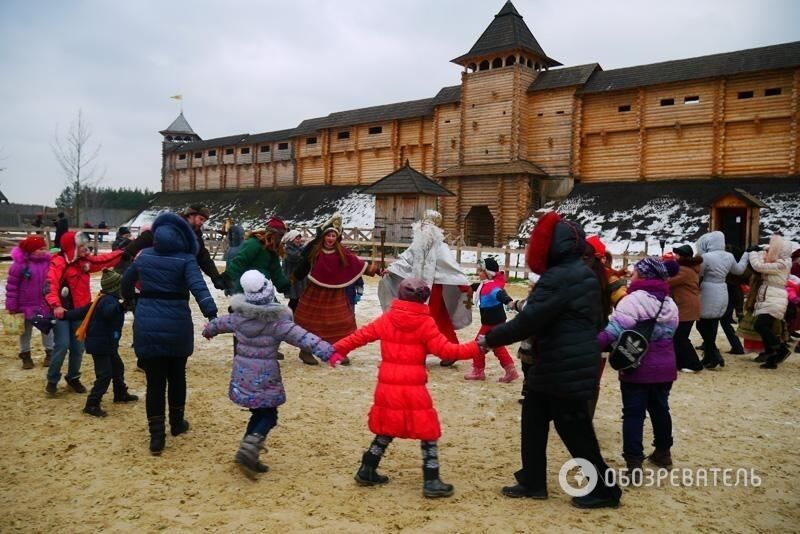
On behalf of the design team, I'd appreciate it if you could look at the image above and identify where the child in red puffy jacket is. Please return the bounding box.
[331,277,482,499]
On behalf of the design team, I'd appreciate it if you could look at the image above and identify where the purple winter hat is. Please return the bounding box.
[398,277,431,303]
[634,256,669,280]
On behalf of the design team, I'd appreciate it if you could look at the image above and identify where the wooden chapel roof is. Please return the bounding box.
[360,162,454,196]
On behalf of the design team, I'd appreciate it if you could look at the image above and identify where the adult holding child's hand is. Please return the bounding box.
[121,212,218,456]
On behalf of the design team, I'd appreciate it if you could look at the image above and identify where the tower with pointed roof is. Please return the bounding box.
[435,0,560,244]
[160,112,201,191]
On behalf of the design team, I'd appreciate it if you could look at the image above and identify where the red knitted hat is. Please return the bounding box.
[19,235,46,254]
[526,211,560,275]
[586,235,606,258]
[266,216,287,234]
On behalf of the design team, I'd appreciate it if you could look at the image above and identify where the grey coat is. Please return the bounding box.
[696,231,748,319]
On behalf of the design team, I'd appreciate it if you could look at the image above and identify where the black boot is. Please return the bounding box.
[355,452,389,486]
[66,377,87,393]
[761,344,790,369]
[43,349,52,367]
[169,406,190,436]
[648,448,673,468]
[113,391,139,403]
[148,416,166,455]
[421,441,453,498]
[702,348,722,369]
[83,402,108,418]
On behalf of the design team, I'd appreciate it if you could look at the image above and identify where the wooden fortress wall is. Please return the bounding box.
[164,67,799,217]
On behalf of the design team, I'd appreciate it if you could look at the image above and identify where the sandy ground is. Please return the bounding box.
[0,271,799,533]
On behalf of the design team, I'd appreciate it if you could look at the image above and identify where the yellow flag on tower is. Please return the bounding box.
[170,94,183,100]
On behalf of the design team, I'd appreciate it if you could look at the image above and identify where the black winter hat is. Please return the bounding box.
[673,245,694,258]
[117,226,131,237]
[481,256,500,274]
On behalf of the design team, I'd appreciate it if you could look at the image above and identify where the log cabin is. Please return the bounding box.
[159,1,800,246]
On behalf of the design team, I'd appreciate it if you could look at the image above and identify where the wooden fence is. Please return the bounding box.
[0,226,648,278]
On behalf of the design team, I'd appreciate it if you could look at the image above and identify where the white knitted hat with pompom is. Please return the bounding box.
[240,270,274,305]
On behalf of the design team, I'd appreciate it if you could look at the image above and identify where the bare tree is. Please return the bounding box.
[51,110,102,225]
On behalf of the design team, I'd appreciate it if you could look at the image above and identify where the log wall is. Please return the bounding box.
[577,69,799,181]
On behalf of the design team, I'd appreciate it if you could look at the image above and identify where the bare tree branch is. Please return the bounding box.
[51,109,103,223]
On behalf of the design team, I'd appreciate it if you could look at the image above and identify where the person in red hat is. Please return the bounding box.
[222,215,291,295]
[5,236,53,369]
[44,231,123,395]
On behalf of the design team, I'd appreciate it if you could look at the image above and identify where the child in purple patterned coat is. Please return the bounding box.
[203,270,336,477]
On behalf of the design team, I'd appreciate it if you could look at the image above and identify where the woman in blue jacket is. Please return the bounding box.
[122,212,218,455]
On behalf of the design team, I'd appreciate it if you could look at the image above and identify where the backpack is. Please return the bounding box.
[608,297,666,372]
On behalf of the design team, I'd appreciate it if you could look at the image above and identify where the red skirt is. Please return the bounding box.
[294,283,357,343]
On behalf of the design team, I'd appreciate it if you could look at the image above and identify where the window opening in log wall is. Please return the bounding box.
[240,147,250,154]
[618,105,631,112]
[178,154,186,160]
[684,96,700,105]
[208,150,216,157]
[260,146,270,153]
[537,112,544,117]
[337,131,350,140]
[660,98,674,106]
[737,91,754,99]
[368,126,383,135]
[278,142,288,150]
[306,137,317,145]
[492,57,503,68]
[765,87,782,96]
[467,63,477,72]
[479,60,490,71]
[225,148,234,155]
[194,152,202,158]
[505,55,516,66]
[556,110,565,115]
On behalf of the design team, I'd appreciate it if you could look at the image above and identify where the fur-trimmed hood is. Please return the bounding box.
[58,231,89,263]
[152,212,198,255]
[229,293,293,322]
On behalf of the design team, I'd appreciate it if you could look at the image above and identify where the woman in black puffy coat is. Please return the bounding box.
[121,212,218,455]
[481,211,621,509]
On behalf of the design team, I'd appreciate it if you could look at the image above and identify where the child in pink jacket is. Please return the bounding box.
[5,236,53,369]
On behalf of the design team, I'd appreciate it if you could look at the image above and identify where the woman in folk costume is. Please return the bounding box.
[378,210,472,366]
[292,213,379,365]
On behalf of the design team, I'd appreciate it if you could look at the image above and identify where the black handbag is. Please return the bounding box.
[608,298,666,372]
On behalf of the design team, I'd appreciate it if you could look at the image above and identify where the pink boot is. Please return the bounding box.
[464,367,486,381]
[498,364,519,383]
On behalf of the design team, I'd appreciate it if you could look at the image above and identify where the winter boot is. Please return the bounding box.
[355,452,389,486]
[623,454,644,486]
[65,377,87,393]
[421,441,453,498]
[498,364,519,383]
[45,382,57,395]
[148,416,166,456]
[463,367,486,381]
[647,448,673,469]
[83,402,108,418]
[168,406,190,436]
[702,349,722,370]
[43,350,52,367]
[423,478,455,498]
[754,351,770,363]
[113,391,139,403]
[235,434,268,477]
[761,344,790,369]
[19,351,34,369]
[298,350,319,366]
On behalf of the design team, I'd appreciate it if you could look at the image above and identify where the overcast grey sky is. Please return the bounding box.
[1,0,798,206]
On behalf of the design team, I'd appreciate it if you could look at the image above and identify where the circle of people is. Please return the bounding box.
[6,205,799,508]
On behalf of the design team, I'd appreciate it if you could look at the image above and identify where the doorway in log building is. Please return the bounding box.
[464,205,495,246]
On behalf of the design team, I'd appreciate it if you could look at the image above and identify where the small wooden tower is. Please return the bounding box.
[159,112,201,191]
[360,161,454,243]
[709,188,767,249]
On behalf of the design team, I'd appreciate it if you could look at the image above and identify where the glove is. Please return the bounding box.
[476,335,490,353]
[328,353,347,368]
[202,327,213,340]
[212,275,228,291]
